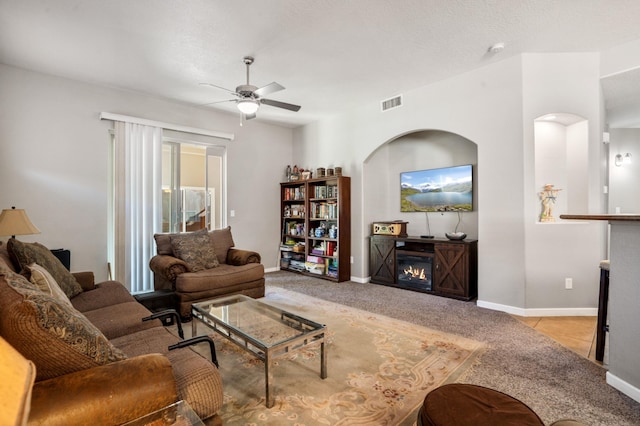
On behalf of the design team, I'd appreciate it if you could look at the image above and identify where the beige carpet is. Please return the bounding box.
[206,288,485,425]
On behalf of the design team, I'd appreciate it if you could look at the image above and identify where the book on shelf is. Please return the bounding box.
[325,258,339,277]
[314,184,338,199]
[283,186,305,201]
[311,242,325,256]
[306,255,324,264]
[305,261,325,275]
[326,241,337,256]
[310,202,337,219]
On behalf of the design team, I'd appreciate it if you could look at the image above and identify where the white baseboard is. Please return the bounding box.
[607,372,640,403]
[477,300,597,317]
[477,300,526,316]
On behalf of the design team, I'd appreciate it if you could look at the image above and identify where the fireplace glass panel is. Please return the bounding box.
[397,253,433,291]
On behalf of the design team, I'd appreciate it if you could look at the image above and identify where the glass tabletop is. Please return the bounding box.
[122,400,204,426]
[192,295,324,348]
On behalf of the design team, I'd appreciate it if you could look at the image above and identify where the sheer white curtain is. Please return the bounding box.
[113,122,163,293]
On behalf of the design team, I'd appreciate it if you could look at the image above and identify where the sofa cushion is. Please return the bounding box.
[170,228,219,272]
[209,226,234,265]
[25,263,74,308]
[155,226,235,265]
[71,281,136,313]
[111,327,224,419]
[0,241,16,272]
[110,326,179,357]
[7,239,83,298]
[175,263,264,293]
[82,301,162,340]
[0,270,127,381]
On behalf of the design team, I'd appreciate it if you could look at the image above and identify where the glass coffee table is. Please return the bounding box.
[191,295,327,408]
[123,400,204,425]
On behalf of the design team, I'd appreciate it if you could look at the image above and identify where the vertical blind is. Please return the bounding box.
[113,122,163,293]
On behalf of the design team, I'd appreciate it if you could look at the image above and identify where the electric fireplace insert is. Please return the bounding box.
[396,241,433,292]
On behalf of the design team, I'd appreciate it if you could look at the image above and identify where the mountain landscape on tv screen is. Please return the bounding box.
[400,166,472,212]
[401,180,471,194]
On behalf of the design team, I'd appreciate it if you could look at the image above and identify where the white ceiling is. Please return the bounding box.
[2,0,640,128]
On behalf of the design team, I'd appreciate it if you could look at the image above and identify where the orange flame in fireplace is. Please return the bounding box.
[403,265,426,280]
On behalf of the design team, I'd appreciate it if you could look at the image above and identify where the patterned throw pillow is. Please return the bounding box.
[7,239,83,299]
[170,228,219,272]
[0,270,127,381]
[26,263,74,308]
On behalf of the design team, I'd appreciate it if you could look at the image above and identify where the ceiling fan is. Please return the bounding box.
[200,56,301,120]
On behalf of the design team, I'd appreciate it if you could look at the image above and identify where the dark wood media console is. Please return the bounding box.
[369,235,477,301]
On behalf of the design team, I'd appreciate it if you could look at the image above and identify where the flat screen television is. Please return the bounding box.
[400,164,473,212]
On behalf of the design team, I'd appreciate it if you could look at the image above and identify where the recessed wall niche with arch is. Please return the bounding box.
[363,130,478,241]
[534,113,588,222]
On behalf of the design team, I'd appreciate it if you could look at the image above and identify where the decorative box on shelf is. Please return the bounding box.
[372,221,408,237]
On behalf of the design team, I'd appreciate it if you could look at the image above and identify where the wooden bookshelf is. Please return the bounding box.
[280,176,351,282]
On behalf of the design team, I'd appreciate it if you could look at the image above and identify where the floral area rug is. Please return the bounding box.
[207,288,485,425]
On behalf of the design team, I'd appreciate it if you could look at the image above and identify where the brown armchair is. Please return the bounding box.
[150,226,265,319]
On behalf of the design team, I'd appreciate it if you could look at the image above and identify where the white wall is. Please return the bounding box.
[295,56,529,308]
[0,63,293,281]
[294,53,610,312]
[522,53,607,311]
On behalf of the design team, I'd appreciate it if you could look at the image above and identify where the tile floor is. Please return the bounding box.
[511,315,600,363]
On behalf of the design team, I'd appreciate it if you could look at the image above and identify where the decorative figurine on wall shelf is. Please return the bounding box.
[538,184,562,222]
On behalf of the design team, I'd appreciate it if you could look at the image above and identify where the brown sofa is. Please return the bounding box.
[149,226,265,319]
[0,240,223,425]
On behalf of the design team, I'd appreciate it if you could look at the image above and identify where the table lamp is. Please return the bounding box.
[0,207,40,239]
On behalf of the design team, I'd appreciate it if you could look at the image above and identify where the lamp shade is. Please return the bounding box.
[237,99,259,115]
[0,207,40,238]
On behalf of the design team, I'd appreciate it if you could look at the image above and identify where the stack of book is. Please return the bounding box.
[305,255,325,275]
[326,260,338,278]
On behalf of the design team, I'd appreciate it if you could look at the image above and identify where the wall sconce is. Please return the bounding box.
[615,153,632,167]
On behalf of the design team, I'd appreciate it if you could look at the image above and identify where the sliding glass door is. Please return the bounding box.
[162,142,225,233]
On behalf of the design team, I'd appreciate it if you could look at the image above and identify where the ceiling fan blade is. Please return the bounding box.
[261,98,301,112]
[200,99,237,107]
[254,82,285,97]
[199,82,238,96]
[245,112,257,120]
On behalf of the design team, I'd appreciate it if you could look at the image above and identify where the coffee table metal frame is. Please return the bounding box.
[191,294,327,408]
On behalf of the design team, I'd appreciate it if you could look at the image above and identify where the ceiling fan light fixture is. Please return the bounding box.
[237,99,259,115]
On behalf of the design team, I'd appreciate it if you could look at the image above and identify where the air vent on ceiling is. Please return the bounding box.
[381,95,403,112]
